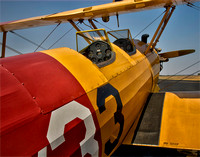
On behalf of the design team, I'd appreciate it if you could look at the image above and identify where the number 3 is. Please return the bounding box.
[38,101,99,157]
[97,84,124,155]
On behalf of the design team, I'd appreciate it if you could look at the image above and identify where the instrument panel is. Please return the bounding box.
[113,38,136,55]
[83,41,113,65]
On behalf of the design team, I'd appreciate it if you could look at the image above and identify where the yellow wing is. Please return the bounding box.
[123,91,200,150]
[0,0,198,32]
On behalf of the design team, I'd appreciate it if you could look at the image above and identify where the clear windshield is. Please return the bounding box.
[107,29,133,42]
[76,29,109,52]
[108,29,136,55]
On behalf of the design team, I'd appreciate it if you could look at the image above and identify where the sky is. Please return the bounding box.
[0,0,200,75]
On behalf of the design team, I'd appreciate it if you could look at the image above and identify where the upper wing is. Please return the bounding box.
[0,0,198,32]
[123,91,200,150]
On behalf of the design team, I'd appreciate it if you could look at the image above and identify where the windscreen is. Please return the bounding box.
[77,29,108,52]
[108,29,132,41]
[108,29,136,55]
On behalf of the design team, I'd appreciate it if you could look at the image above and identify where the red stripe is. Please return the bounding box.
[0,52,101,156]
[0,52,84,113]
[0,65,40,135]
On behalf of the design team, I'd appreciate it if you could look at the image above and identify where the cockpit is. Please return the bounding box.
[107,29,136,55]
[76,29,136,67]
[76,29,115,67]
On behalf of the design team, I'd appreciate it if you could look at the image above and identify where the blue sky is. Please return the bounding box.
[1,0,199,75]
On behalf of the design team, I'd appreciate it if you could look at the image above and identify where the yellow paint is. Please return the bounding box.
[152,83,160,93]
[99,44,136,80]
[159,92,200,150]
[41,47,108,93]
[41,39,159,156]
[0,0,199,155]
[86,44,153,156]
[130,49,146,63]
[146,51,160,78]
[134,39,160,92]
[0,0,189,32]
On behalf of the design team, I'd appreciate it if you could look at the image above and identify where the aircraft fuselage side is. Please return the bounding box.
[0,41,160,156]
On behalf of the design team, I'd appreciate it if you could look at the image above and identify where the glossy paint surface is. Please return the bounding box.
[0,41,159,156]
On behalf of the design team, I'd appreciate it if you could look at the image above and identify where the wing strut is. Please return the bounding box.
[145,5,176,54]
[69,20,91,44]
[1,31,7,58]
[69,20,81,32]
[88,19,106,41]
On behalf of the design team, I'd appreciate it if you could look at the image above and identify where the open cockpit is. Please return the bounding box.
[108,29,136,56]
[76,29,136,67]
[76,29,115,68]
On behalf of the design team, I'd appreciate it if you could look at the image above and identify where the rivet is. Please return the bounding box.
[33,97,36,99]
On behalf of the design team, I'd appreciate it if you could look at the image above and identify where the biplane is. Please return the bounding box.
[0,0,200,156]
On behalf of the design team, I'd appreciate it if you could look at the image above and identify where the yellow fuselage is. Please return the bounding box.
[41,42,160,156]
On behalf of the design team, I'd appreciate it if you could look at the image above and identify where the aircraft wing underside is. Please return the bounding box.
[0,0,198,32]
[122,92,200,151]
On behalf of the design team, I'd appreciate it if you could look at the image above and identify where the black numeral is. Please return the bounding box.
[97,84,124,155]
